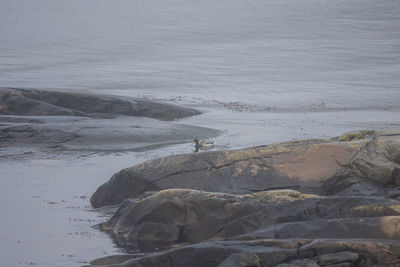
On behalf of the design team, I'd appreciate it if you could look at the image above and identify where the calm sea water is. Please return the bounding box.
[1,0,399,111]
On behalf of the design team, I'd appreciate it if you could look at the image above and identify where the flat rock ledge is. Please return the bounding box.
[0,88,219,154]
[87,130,400,266]
[0,88,200,120]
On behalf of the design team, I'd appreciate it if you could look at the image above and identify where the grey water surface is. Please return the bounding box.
[1,0,399,111]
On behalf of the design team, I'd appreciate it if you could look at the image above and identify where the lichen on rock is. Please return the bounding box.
[88,130,400,267]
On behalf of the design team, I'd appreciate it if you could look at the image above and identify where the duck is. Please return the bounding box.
[192,138,215,152]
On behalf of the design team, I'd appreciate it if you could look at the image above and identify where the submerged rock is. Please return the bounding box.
[91,130,400,208]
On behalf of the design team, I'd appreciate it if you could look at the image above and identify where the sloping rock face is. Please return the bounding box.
[0,88,219,154]
[91,130,400,208]
[99,189,400,252]
[88,130,400,267]
[0,88,200,120]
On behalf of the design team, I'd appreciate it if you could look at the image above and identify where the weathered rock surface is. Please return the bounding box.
[91,130,400,208]
[235,215,400,241]
[0,88,200,120]
[0,115,220,152]
[99,189,400,252]
[0,88,220,154]
[88,130,400,267]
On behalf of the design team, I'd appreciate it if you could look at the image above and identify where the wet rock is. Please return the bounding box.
[0,116,220,153]
[0,89,221,154]
[0,88,200,120]
[91,130,400,208]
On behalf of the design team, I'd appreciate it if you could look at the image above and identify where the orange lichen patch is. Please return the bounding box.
[339,130,376,141]
[234,165,244,175]
[249,162,269,176]
[250,163,261,176]
[273,144,358,183]
[376,136,400,151]
[348,204,400,222]
[252,189,320,203]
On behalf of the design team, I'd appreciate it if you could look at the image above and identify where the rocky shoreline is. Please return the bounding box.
[2,88,400,266]
[88,130,400,266]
